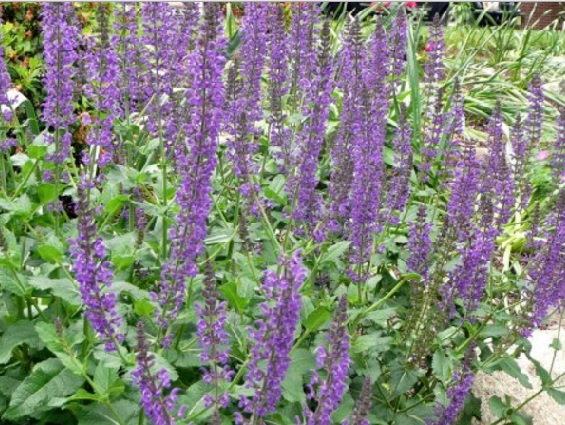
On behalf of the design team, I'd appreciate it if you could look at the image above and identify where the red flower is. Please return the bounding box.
[406,1,417,9]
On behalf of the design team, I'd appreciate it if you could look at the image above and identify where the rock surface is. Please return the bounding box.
[472,325,565,424]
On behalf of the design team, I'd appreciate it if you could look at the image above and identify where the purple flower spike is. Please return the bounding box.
[305,295,350,425]
[132,322,184,425]
[291,19,334,233]
[84,5,122,167]
[239,251,306,421]
[153,3,226,345]
[195,261,233,412]
[0,17,14,121]
[427,347,475,425]
[42,2,81,164]
[68,178,123,351]
[327,17,365,236]
[342,377,373,425]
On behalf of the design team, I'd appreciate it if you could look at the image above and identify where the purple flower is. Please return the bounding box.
[525,75,543,147]
[68,177,123,351]
[225,3,268,198]
[304,295,350,425]
[114,4,143,115]
[552,108,565,185]
[379,106,413,227]
[327,17,365,236]
[42,2,81,164]
[290,19,334,232]
[428,348,475,425]
[407,205,433,279]
[195,261,233,412]
[348,18,389,279]
[266,3,291,172]
[342,377,372,425]
[288,2,320,112]
[239,251,305,421]
[152,3,226,346]
[132,322,185,425]
[0,17,14,121]
[83,5,122,167]
[388,7,407,87]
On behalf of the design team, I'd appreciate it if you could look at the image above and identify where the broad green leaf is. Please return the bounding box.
[0,321,43,365]
[3,358,84,420]
[35,325,82,375]
[488,395,506,418]
[304,306,331,331]
[0,267,30,297]
[37,244,64,264]
[37,183,58,204]
[28,276,81,305]
[321,241,350,265]
[219,281,248,313]
[134,299,155,317]
[432,351,452,382]
[282,348,317,403]
[74,399,139,425]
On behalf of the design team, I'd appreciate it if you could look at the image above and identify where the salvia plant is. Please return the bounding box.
[0,3,564,425]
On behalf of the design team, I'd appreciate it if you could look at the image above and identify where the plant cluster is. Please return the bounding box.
[0,3,564,425]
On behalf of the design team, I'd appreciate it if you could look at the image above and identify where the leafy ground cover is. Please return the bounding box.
[0,3,564,425]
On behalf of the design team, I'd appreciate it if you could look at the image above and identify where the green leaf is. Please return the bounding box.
[74,399,139,425]
[28,277,81,305]
[365,307,397,326]
[104,194,129,217]
[488,395,506,418]
[496,357,532,389]
[2,358,84,420]
[432,351,452,382]
[352,334,392,356]
[27,145,47,160]
[134,299,155,317]
[550,338,562,351]
[219,281,248,313]
[37,183,58,204]
[389,361,423,397]
[35,322,84,375]
[0,321,43,365]
[282,349,317,403]
[37,244,64,264]
[321,241,350,265]
[547,388,565,405]
[264,174,287,205]
[525,353,552,387]
[93,364,124,398]
[304,306,331,331]
[0,267,30,297]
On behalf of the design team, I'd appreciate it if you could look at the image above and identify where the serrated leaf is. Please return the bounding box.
[495,357,532,389]
[74,399,139,425]
[0,321,43,365]
[34,322,83,375]
[2,358,84,420]
[28,276,81,305]
[0,267,30,296]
